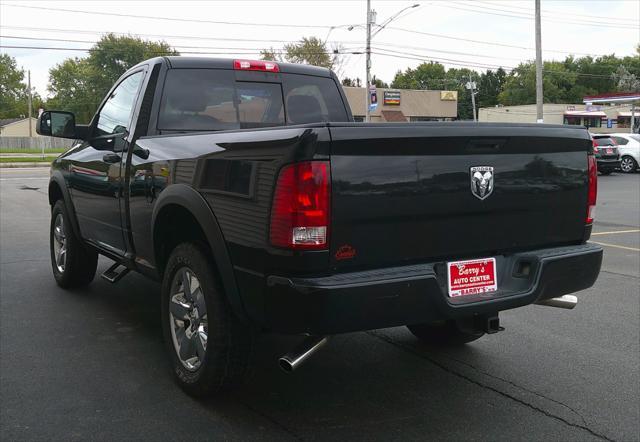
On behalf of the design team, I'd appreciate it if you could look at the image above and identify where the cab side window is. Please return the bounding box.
[95,71,144,137]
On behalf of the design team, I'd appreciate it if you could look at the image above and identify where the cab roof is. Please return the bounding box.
[162,56,333,77]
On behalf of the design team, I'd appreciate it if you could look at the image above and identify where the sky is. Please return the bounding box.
[1,0,639,97]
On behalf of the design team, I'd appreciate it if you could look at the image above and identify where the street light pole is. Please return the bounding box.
[27,70,33,137]
[535,0,543,123]
[361,2,419,122]
[467,74,477,122]
[365,0,372,123]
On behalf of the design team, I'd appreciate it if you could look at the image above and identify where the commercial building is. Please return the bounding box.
[342,87,458,122]
[0,118,39,137]
[479,101,637,134]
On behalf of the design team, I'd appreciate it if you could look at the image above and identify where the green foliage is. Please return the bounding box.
[261,37,337,69]
[371,75,389,88]
[284,37,336,69]
[47,34,178,123]
[387,53,639,119]
[259,48,283,62]
[391,62,446,90]
[341,77,361,87]
[0,54,43,119]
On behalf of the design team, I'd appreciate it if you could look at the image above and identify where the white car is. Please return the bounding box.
[610,133,640,173]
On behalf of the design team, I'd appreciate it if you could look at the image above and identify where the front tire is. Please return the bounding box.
[407,320,484,346]
[620,156,638,173]
[50,200,98,288]
[161,243,252,397]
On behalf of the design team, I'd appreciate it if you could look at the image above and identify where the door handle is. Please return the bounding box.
[103,153,121,163]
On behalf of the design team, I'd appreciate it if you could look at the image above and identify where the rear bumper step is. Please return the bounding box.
[261,243,602,335]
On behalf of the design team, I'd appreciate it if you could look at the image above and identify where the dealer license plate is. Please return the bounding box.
[447,257,497,297]
[606,147,613,155]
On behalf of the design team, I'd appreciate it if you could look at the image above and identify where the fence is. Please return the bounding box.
[0,137,71,150]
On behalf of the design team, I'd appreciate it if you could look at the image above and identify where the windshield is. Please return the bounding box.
[158,69,348,132]
[630,134,640,142]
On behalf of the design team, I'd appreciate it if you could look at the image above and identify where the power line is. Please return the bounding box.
[384,26,619,57]
[2,3,359,29]
[0,35,364,53]
[473,0,639,24]
[437,1,639,30]
[0,44,363,57]
[1,24,618,59]
[0,44,623,80]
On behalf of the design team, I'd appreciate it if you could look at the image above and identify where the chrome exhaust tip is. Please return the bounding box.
[278,336,328,373]
[535,295,578,309]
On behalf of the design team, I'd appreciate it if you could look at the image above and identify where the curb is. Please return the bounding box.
[0,162,52,168]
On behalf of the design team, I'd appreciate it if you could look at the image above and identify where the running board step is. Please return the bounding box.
[101,263,130,284]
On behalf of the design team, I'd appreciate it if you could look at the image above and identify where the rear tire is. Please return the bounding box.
[50,200,98,288]
[407,320,484,346]
[620,156,638,173]
[161,242,253,397]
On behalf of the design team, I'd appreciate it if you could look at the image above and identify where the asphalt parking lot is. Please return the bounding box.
[1,168,638,442]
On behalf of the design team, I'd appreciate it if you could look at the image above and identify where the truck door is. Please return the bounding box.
[68,69,146,256]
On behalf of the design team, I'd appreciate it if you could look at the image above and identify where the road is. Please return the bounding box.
[1,167,638,441]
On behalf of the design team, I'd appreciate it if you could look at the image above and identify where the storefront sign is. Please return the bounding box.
[440,91,458,101]
[384,90,401,105]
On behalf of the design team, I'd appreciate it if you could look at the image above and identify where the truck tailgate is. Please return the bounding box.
[328,123,592,270]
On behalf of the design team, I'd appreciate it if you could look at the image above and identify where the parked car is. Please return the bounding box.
[592,135,620,175]
[609,133,640,173]
[38,57,602,397]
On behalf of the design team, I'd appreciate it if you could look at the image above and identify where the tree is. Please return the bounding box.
[476,68,506,109]
[371,75,388,88]
[284,37,337,69]
[612,66,640,92]
[47,58,98,123]
[391,62,447,90]
[259,48,283,62]
[341,77,362,87]
[47,34,178,123]
[0,54,28,118]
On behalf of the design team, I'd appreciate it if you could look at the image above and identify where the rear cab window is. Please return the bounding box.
[158,69,348,132]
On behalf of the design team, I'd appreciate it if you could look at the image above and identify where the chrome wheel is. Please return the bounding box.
[169,268,208,371]
[52,213,67,273]
[620,156,636,173]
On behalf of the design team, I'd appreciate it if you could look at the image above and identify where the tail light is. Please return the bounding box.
[592,138,598,153]
[586,155,597,224]
[234,59,279,72]
[270,161,331,250]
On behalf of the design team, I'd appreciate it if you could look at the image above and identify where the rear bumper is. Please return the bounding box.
[261,243,603,335]
[597,158,620,171]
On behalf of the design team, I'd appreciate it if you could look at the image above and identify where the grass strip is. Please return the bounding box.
[0,156,59,163]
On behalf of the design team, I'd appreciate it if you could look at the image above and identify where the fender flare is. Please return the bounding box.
[49,170,83,241]
[151,184,248,322]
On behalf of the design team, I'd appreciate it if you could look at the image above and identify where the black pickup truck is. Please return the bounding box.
[39,57,602,397]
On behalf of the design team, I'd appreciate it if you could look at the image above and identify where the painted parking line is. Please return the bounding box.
[591,229,640,236]
[591,241,640,252]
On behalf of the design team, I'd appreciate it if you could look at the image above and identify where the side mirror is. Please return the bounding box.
[37,111,78,139]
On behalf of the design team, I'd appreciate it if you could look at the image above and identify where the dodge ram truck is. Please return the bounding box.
[39,57,602,397]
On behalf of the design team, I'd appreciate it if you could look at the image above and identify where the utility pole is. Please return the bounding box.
[467,74,477,122]
[535,0,543,123]
[365,0,372,123]
[27,70,33,137]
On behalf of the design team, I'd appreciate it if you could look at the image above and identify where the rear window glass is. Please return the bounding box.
[158,69,347,132]
[594,137,614,146]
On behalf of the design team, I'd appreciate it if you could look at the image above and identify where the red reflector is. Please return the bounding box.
[270,161,330,250]
[586,155,597,224]
[233,59,280,72]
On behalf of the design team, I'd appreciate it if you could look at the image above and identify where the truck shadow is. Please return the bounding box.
[85,260,531,440]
